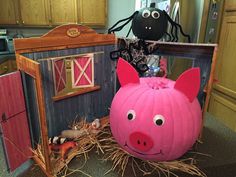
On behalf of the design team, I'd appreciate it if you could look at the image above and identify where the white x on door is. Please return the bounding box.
[52,58,67,94]
[71,54,94,88]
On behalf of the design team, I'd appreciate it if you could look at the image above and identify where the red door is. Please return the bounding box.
[0,71,31,171]
[72,54,94,88]
[52,58,67,94]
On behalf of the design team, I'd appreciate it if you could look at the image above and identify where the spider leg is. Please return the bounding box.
[126,25,132,37]
[170,23,176,41]
[177,23,190,42]
[172,23,179,42]
[108,11,138,34]
[164,11,191,42]
[170,23,179,42]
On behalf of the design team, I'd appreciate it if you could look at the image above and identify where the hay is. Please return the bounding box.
[96,124,207,177]
[31,118,206,177]
[31,117,107,176]
[31,144,45,164]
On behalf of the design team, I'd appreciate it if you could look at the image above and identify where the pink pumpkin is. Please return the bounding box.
[109,58,202,161]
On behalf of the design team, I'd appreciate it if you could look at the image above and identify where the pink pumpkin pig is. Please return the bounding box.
[109,58,202,161]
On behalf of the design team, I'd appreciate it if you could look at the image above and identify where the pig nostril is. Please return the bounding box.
[129,132,154,152]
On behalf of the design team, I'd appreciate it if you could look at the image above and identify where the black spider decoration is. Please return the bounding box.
[108,3,191,42]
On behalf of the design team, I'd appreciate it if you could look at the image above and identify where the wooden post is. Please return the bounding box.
[200,46,218,138]
[34,64,53,175]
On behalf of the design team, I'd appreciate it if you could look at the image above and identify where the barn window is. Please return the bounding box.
[51,53,100,101]
[52,58,67,95]
[71,54,94,88]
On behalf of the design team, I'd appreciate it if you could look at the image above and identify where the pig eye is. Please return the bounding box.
[153,115,165,126]
[127,110,136,121]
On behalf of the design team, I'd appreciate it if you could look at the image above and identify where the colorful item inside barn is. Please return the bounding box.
[0,24,218,177]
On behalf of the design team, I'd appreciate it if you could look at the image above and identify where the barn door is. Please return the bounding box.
[0,71,31,171]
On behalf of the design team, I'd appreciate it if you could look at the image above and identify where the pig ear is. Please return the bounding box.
[174,68,200,102]
[117,57,140,87]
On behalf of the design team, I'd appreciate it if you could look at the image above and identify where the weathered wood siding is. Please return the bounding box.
[23,44,116,137]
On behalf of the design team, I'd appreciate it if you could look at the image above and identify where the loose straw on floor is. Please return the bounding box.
[97,124,207,177]
[31,118,207,177]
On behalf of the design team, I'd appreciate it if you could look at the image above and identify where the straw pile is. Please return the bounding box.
[96,123,207,177]
[31,117,106,176]
[31,118,207,177]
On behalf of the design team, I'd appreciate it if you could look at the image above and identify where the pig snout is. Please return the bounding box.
[129,132,154,152]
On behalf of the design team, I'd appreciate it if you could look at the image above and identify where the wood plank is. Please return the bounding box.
[200,46,218,138]
[0,71,31,171]
[19,0,49,26]
[1,111,32,171]
[213,83,236,99]
[14,24,116,54]
[0,71,25,118]
[49,0,78,25]
[42,24,96,37]
[16,54,39,78]
[209,92,236,131]
[225,0,236,12]
[34,63,53,174]
[214,15,236,98]
[78,0,107,27]
[52,85,100,102]
[152,42,216,58]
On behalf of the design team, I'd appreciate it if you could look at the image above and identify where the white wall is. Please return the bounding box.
[107,0,136,37]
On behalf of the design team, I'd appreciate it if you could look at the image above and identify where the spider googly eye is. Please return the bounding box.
[151,11,160,19]
[153,115,165,126]
[127,110,136,121]
[142,10,151,18]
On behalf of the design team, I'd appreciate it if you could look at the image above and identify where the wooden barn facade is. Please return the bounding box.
[14,24,116,175]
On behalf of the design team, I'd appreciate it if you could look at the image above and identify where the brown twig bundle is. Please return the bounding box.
[96,124,207,177]
[31,144,45,164]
